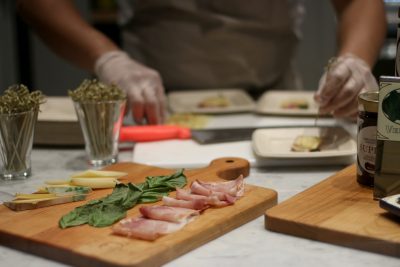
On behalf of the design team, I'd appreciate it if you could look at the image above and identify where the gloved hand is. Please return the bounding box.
[94,50,166,125]
[314,54,378,119]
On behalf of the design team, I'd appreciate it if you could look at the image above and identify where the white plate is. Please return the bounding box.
[168,89,255,114]
[38,97,77,122]
[256,90,318,116]
[252,127,356,158]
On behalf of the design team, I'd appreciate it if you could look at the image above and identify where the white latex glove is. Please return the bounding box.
[94,50,166,125]
[314,54,378,119]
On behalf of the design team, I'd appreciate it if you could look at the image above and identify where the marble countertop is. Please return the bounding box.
[0,114,399,266]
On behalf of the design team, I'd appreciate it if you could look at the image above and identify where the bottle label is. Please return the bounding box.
[378,81,400,141]
[357,125,377,174]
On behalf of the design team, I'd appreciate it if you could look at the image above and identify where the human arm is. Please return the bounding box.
[17,0,117,71]
[17,0,166,124]
[314,0,387,118]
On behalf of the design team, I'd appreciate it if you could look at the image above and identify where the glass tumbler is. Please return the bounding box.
[73,100,126,167]
[0,108,38,180]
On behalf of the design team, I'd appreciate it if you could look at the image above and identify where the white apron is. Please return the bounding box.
[118,0,303,97]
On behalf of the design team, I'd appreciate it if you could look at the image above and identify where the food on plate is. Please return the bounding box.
[197,95,230,108]
[59,169,187,228]
[166,113,210,129]
[112,174,245,241]
[280,99,309,109]
[291,135,322,152]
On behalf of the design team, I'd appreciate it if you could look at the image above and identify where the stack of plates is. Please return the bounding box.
[35,97,84,146]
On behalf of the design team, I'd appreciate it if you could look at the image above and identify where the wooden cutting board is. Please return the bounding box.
[265,164,400,257]
[0,157,277,267]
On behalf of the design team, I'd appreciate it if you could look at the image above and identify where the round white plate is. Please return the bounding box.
[252,127,357,158]
[168,89,255,114]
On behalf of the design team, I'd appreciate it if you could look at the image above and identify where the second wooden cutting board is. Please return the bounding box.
[265,164,400,257]
[0,157,277,267]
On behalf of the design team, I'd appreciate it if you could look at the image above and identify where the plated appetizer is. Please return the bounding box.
[197,95,231,108]
[280,99,309,109]
[291,135,322,152]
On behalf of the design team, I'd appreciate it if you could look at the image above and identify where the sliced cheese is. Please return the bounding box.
[70,170,127,179]
[46,185,92,196]
[35,184,74,194]
[71,177,118,189]
[45,179,71,185]
[10,197,59,204]
[14,193,57,200]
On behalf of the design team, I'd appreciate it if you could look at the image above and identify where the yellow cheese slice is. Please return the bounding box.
[14,193,57,200]
[70,170,127,179]
[10,197,60,204]
[44,179,71,185]
[35,184,75,194]
[71,177,118,189]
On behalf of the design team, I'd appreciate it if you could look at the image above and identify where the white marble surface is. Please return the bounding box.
[0,114,399,267]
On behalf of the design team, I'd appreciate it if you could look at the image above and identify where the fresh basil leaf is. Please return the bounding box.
[59,169,187,229]
[138,191,167,203]
[121,188,142,208]
[88,204,126,227]
[59,204,93,229]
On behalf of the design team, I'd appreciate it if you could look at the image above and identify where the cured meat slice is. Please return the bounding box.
[190,181,212,196]
[177,187,235,207]
[112,217,184,241]
[176,188,208,201]
[140,205,199,223]
[196,175,245,197]
[162,196,209,210]
[113,174,246,241]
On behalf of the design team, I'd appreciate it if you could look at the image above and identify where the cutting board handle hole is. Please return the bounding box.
[211,157,250,180]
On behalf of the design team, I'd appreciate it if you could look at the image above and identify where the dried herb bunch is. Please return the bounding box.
[0,85,45,178]
[69,79,126,102]
[0,84,45,114]
[70,79,126,166]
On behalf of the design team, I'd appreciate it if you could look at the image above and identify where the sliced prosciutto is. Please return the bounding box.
[113,174,246,241]
[177,187,233,207]
[194,174,245,197]
[176,188,208,201]
[140,205,199,223]
[162,196,209,210]
[112,217,184,241]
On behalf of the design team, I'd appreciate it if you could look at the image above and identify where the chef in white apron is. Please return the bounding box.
[17,0,387,124]
[119,0,303,93]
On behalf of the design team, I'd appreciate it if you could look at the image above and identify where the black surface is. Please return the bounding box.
[379,195,400,217]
